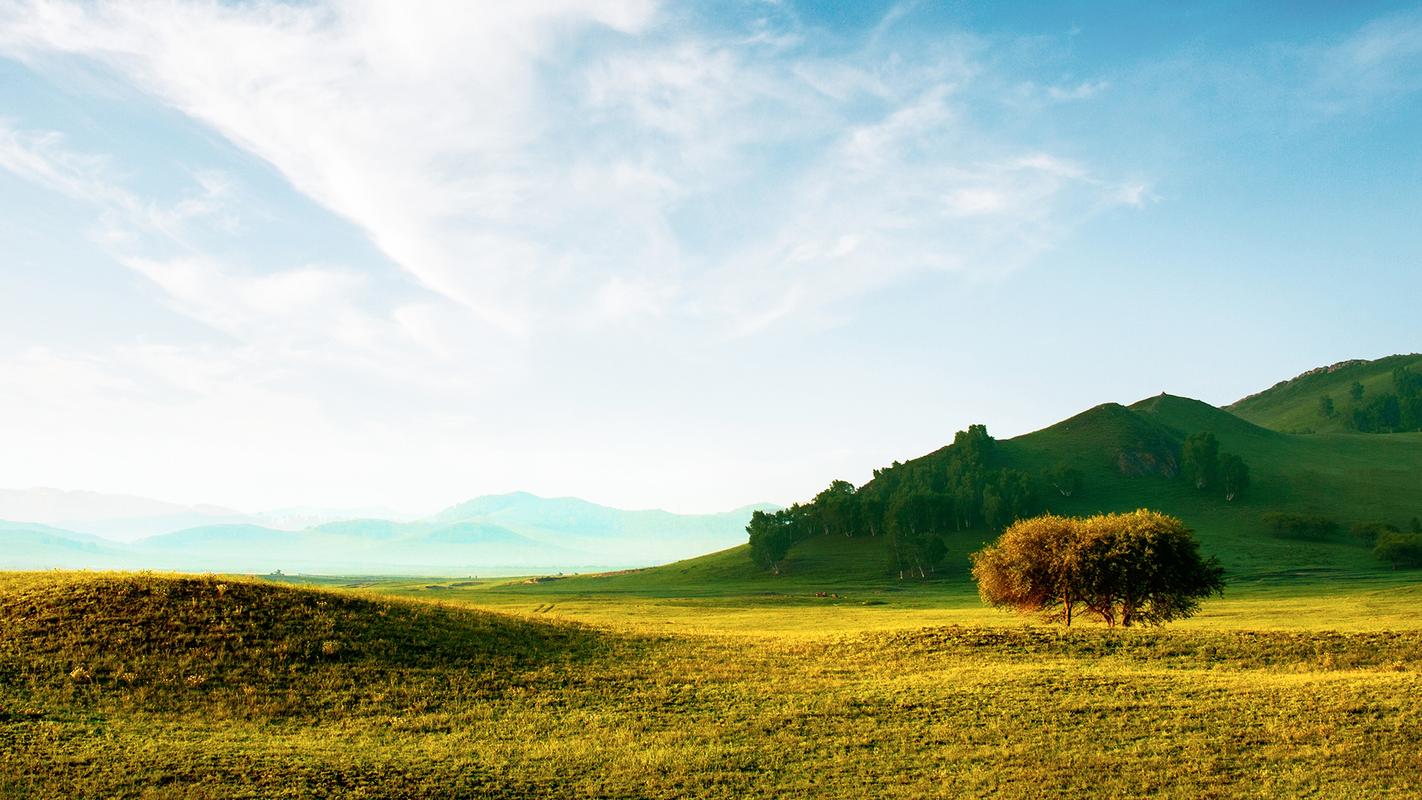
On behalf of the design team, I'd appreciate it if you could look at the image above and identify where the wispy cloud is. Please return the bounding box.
[0,0,1139,338]
[0,118,510,409]
[1046,80,1109,102]
[1308,8,1422,115]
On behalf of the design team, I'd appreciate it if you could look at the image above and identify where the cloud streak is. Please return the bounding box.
[0,0,1139,338]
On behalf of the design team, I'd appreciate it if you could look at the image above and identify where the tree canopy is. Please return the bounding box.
[971,510,1225,627]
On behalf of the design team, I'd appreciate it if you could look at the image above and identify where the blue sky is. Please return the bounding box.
[1,1,1420,514]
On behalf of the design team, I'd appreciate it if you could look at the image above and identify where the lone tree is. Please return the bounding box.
[1047,463,1083,498]
[1181,432,1220,490]
[971,510,1224,627]
[747,510,792,575]
[1218,452,1250,501]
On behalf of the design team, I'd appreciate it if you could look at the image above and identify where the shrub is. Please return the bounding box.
[1351,521,1401,546]
[1263,513,1339,540]
[1374,533,1422,569]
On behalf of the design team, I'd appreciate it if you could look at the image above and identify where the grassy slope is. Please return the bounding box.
[4,572,1422,797]
[1227,353,1422,433]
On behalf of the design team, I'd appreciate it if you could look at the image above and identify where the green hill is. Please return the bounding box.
[1228,354,1422,433]
[524,379,1422,597]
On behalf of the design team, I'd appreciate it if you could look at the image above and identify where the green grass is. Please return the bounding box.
[4,571,1422,797]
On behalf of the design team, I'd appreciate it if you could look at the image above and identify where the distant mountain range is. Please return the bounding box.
[0,487,409,542]
[0,490,777,575]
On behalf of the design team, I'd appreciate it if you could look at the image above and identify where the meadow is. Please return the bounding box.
[2,568,1421,798]
[6,372,1422,797]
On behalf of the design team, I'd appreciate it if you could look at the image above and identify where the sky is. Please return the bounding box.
[1,1,1420,516]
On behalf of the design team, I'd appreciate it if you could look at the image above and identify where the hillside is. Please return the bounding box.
[1228,354,1422,433]
[540,387,1422,596]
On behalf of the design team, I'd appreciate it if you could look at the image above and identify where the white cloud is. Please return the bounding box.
[1047,80,1108,101]
[1309,9,1422,114]
[0,120,236,248]
[0,0,1140,339]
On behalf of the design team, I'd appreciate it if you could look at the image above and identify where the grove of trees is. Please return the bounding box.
[971,510,1225,627]
[1346,518,1422,569]
[1375,533,1422,569]
[746,425,1051,578]
[1346,367,1422,433]
[1181,432,1250,501]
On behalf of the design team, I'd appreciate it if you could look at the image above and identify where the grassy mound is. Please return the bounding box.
[0,572,602,714]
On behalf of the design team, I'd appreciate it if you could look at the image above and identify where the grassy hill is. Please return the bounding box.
[1227,354,1422,433]
[521,385,1422,598]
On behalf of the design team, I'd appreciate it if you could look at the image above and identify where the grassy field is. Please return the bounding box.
[3,570,1422,798]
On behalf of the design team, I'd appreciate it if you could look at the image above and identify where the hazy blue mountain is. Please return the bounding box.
[0,487,404,541]
[0,520,138,569]
[426,492,779,560]
[0,491,774,575]
[0,519,111,544]
[420,522,538,546]
[311,518,408,540]
[137,524,307,550]
[0,487,251,542]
